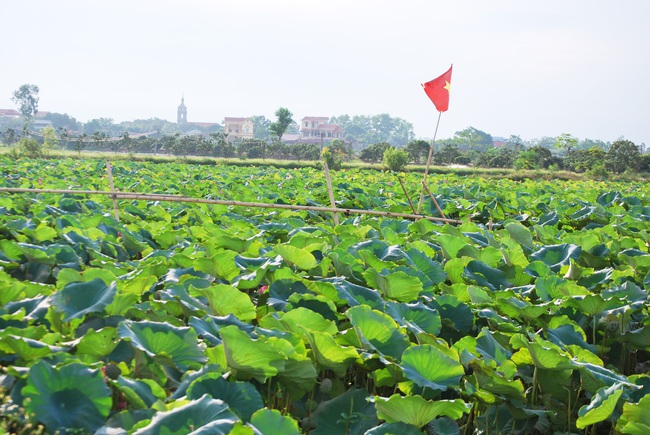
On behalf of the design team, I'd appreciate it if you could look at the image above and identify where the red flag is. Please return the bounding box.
[422,65,453,112]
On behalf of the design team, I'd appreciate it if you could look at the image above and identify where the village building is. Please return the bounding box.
[223,117,254,141]
[299,116,344,143]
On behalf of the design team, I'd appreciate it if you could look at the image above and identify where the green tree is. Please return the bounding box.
[553,133,578,155]
[1,128,18,146]
[383,147,409,171]
[269,107,294,142]
[12,84,39,132]
[514,146,556,169]
[118,132,132,154]
[405,140,430,164]
[566,147,606,173]
[92,131,109,152]
[42,126,58,155]
[605,139,640,173]
[17,137,42,158]
[72,133,88,155]
[433,143,462,165]
[360,142,391,163]
[453,126,493,152]
[250,115,271,140]
[321,146,343,170]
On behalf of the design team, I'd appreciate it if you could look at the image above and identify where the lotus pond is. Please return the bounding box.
[1,156,650,434]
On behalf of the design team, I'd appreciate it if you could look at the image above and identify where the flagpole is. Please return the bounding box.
[416,111,442,214]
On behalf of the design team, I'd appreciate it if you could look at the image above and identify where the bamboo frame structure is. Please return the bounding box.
[0,187,463,224]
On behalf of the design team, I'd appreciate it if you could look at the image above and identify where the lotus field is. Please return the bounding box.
[3,156,650,434]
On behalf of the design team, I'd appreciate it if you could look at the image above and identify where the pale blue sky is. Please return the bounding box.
[1,0,648,145]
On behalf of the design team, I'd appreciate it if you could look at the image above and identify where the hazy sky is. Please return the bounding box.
[1,1,648,145]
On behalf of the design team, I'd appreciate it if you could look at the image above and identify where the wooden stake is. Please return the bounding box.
[106,160,120,222]
[417,111,442,214]
[0,187,464,224]
[397,176,416,214]
[422,181,447,219]
[322,160,339,225]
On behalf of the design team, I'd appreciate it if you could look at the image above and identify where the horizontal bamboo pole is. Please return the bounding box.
[0,187,462,224]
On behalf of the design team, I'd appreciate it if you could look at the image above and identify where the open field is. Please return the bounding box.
[2,156,650,434]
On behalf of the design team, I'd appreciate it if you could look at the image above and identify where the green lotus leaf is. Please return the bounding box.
[306,329,359,377]
[436,234,469,260]
[187,373,263,422]
[75,327,118,359]
[505,221,535,250]
[372,394,470,428]
[403,248,447,286]
[530,244,581,272]
[22,361,111,433]
[117,320,207,371]
[309,387,379,435]
[0,335,63,362]
[363,269,423,302]
[463,260,512,291]
[278,306,338,335]
[468,359,526,401]
[133,394,239,435]
[618,393,650,433]
[365,421,425,434]
[201,284,256,321]
[576,383,624,429]
[117,376,167,408]
[400,345,465,393]
[346,305,410,360]
[219,325,286,383]
[272,244,318,270]
[427,294,474,334]
[385,301,442,336]
[427,417,461,435]
[249,408,301,435]
[332,278,386,310]
[193,249,241,282]
[51,278,116,321]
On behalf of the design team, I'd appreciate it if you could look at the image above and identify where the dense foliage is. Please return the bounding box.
[2,157,650,434]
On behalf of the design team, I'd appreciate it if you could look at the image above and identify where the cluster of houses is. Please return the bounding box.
[177,97,344,143]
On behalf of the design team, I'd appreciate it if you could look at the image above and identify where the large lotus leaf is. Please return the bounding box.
[117,320,207,371]
[277,307,338,335]
[276,356,318,398]
[309,387,379,435]
[306,329,359,376]
[463,260,512,291]
[219,325,286,383]
[51,278,116,322]
[576,383,624,429]
[403,248,447,287]
[427,294,474,334]
[331,278,386,310]
[249,408,301,435]
[201,284,256,321]
[618,393,650,433]
[547,324,597,353]
[468,359,526,401]
[385,301,442,336]
[75,327,119,359]
[346,305,410,360]
[22,361,111,433]
[117,376,167,409]
[505,221,535,251]
[365,422,424,434]
[193,250,240,282]
[564,294,623,316]
[272,244,318,270]
[436,234,469,260]
[0,335,64,362]
[349,239,405,262]
[286,292,338,322]
[133,394,239,435]
[363,269,423,302]
[372,394,470,428]
[530,244,581,272]
[187,373,263,422]
[400,345,465,393]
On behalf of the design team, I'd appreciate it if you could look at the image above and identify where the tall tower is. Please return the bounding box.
[177,96,187,125]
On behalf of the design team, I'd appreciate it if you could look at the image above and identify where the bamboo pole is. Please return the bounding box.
[105,160,120,222]
[397,176,416,214]
[417,111,443,214]
[421,182,447,220]
[322,160,339,225]
[0,187,463,224]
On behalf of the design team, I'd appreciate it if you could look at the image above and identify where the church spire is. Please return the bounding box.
[177,95,187,124]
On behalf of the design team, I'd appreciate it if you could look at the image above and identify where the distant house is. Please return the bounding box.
[299,116,343,143]
[223,117,254,141]
[0,109,20,118]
